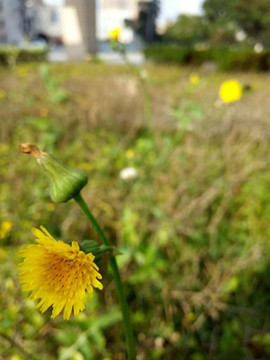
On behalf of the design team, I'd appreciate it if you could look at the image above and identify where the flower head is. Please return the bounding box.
[0,220,13,239]
[109,27,133,45]
[189,73,200,85]
[18,226,103,320]
[18,143,88,203]
[219,79,242,103]
[109,27,122,41]
[126,149,135,159]
[119,167,138,180]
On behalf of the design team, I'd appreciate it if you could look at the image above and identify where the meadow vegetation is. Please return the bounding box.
[1,62,270,359]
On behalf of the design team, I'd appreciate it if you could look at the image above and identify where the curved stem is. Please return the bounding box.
[74,193,136,360]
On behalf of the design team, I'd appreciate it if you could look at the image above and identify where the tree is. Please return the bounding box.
[202,0,270,46]
[164,15,209,46]
[203,0,235,23]
[233,0,270,46]
[136,0,160,44]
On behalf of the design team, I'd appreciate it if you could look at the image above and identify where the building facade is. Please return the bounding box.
[25,0,62,43]
[97,0,139,40]
[0,0,62,45]
[0,0,24,45]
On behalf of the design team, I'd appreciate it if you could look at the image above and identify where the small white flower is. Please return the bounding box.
[118,28,134,44]
[235,30,246,42]
[254,43,263,53]
[119,167,138,180]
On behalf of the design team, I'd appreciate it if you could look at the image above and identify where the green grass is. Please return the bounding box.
[2,62,270,359]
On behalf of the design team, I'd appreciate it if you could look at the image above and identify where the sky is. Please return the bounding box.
[159,0,203,25]
[45,0,204,22]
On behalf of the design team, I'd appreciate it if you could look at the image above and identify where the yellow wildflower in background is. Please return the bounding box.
[109,27,122,41]
[219,79,242,103]
[18,226,103,320]
[126,149,135,159]
[189,73,200,85]
[0,220,13,239]
[17,67,28,78]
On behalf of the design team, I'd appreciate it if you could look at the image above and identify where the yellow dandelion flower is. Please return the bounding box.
[18,226,103,320]
[1,220,12,232]
[219,79,242,103]
[0,220,13,239]
[109,27,122,41]
[189,73,200,85]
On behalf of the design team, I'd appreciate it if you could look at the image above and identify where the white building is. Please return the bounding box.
[97,0,138,40]
[0,0,62,45]
[26,0,62,43]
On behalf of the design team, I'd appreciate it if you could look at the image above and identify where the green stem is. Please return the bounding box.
[120,50,151,127]
[74,193,136,360]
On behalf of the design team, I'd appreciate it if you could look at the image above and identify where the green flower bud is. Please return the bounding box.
[79,239,122,258]
[18,143,88,203]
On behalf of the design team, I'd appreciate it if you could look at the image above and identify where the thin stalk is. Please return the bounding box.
[74,193,136,360]
[120,49,152,127]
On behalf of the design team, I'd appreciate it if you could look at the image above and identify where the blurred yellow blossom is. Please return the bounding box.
[5,278,15,291]
[18,226,103,320]
[0,89,7,99]
[71,352,84,360]
[219,79,242,103]
[17,67,28,78]
[0,220,13,239]
[126,149,135,159]
[109,27,122,41]
[189,73,200,85]
[1,220,12,231]
[11,355,24,360]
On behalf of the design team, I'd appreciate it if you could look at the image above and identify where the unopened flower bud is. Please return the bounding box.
[18,143,88,203]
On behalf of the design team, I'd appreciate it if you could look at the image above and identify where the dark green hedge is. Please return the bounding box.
[144,45,270,71]
[0,46,48,66]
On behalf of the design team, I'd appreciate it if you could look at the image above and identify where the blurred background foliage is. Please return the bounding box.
[164,0,270,47]
[1,61,270,360]
[145,0,270,71]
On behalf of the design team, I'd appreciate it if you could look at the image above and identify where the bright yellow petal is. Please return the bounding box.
[18,226,103,320]
[219,79,242,103]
